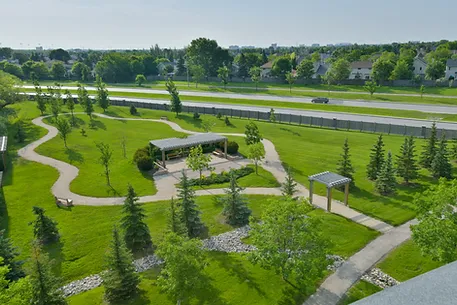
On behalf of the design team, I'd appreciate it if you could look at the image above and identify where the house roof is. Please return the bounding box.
[353,261,457,305]
[150,133,227,151]
[414,57,427,65]
[308,171,351,187]
[315,64,328,75]
[351,61,372,69]
[260,61,273,69]
[446,59,457,67]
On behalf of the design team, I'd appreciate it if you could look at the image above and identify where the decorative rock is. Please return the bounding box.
[133,255,163,272]
[361,268,400,289]
[203,225,256,253]
[61,274,103,297]
[326,254,345,271]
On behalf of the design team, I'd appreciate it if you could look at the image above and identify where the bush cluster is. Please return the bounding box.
[130,105,137,115]
[193,112,200,120]
[133,146,157,171]
[188,166,253,186]
[216,141,239,154]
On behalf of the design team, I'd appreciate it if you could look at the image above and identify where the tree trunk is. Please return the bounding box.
[282,276,300,291]
[255,161,258,175]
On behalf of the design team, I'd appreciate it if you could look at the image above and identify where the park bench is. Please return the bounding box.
[167,152,182,160]
[160,116,168,121]
[55,196,73,208]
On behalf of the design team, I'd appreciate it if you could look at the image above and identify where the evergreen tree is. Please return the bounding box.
[221,170,251,226]
[95,75,110,112]
[366,134,385,180]
[167,197,187,236]
[29,243,67,305]
[177,170,204,238]
[375,151,396,195]
[121,185,153,253]
[0,230,25,281]
[176,57,186,76]
[420,122,438,168]
[396,136,419,184]
[431,135,452,179]
[336,138,355,187]
[281,167,298,198]
[29,206,60,245]
[102,226,140,303]
[165,79,182,116]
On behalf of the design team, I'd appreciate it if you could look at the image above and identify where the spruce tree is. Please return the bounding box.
[396,136,419,184]
[375,151,396,195]
[336,138,355,187]
[103,226,140,303]
[221,170,251,226]
[29,243,67,305]
[121,184,153,253]
[366,134,385,180]
[165,79,182,116]
[0,230,25,281]
[177,170,204,238]
[431,135,452,179]
[420,122,438,168]
[167,197,187,236]
[29,206,60,245]
[281,167,298,198]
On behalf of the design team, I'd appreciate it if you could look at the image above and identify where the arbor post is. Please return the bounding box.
[309,180,314,204]
[224,139,228,159]
[344,183,349,206]
[327,187,332,212]
[162,150,166,168]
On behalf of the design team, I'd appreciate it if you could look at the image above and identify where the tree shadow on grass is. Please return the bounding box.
[72,117,86,128]
[193,273,229,305]
[0,189,8,233]
[89,119,106,130]
[279,127,302,137]
[178,116,203,130]
[65,148,84,164]
[211,252,266,298]
[45,240,65,277]
[277,285,306,305]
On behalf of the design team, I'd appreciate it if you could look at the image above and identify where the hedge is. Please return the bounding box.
[188,166,254,186]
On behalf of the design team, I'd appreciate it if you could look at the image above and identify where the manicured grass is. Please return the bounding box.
[377,240,445,282]
[191,164,280,190]
[340,280,382,304]
[68,253,306,305]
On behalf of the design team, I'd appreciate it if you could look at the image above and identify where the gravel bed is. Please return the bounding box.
[361,268,401,289]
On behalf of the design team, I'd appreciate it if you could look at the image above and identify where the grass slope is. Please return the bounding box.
[340,280,382,305]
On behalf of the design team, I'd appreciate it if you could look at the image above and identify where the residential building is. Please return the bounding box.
[311,43,320,48]
[349,61,372,79]
[313,63,329,79]
[445,59,457,79]
[229,45,240,51]
[412,57,427,77]
[260,61,273,77]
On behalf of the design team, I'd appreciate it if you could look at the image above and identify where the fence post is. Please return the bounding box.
[360,121,363,132]
[333,117,337,130]
[388,124,391,135]
[404,125,407,135]
[421,125,426,138]
[347,120,350,131]
[248,111,251,119]
[299,115,302,125]
[320,117,323,128]
[374,122,377,133]
[310,116,313,126]
[257,111,260,121]
[230,108,233,118]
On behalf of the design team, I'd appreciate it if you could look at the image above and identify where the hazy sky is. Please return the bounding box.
[1,0,455,49]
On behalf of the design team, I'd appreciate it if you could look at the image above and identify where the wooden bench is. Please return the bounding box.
[160,116,168,121]
[167,152,182,160]
[55,196,73,207]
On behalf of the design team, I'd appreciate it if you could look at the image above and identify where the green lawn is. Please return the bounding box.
[377,240,445,282]
[340,280,382,305]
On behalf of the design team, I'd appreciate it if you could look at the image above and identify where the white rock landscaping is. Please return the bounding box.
[361,268,400,289]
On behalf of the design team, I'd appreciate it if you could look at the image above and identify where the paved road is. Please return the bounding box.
[23,85,457,114]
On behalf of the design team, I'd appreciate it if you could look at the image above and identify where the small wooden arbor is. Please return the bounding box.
[308,171,351,212]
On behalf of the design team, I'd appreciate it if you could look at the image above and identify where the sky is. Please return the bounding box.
[1,0,456,50]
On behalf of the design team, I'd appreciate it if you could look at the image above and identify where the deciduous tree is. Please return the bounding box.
[135,74,146,87]
[34,81,47,115]
[96,142,113,186]
[55,118,71,148]
[249,66,262,91]
[245,121,262,145]
[0,258,31,305]
[217,65,230,89]
[165,79,182,116]
[77,83,93,119]
[363,80,378,97]
[247,142,265,174]
[425,60,445,80]
[328,58,351,83]
[285,72,296,93]
[296,59,314,80]
[95,75,110,112]
[186,145,211,181]
[64,90,75,125]
[189,65,205,88]
[50,61,66,80]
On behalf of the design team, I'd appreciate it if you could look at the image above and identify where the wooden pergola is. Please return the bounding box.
[149,133,228,168]
[308,171,351,212]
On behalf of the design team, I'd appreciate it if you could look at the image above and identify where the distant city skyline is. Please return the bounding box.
[1,0,456,50]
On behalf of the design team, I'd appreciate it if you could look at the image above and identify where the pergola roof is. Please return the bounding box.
[150,133,227,151]
[0,136,7,152]
[308,171,351,188]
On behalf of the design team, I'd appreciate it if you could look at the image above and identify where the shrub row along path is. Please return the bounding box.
[18,112,413,305]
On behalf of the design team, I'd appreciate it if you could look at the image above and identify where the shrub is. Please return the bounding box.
[130,105,137,115]
[136,155,153,171]
[216,112,222,119]
[188,166,253,186]
[227,141,239,154]
[224,116,231,126]
[193,112,200,120]
[133,147,149,163]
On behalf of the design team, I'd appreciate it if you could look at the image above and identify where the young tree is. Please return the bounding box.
[420,122,438,168]
[245,121,262,145]
[29,244,67,305]
[29,206,60,245]
[121,184,153,253]
[217,65,229,89]
[102,226,140,303]
[285,72,296,93]
[0,230,25,281]
[135,74,146,87]
[96,142,113,186]
[64,90,75,125]
[48,86,62,121]
[411,179,457,263]
[375,151,396,195]
[431,135,452,179]
[396,136,419,184]
[95,75,110,112]
[221,170,251,226]
[247,142,265,175]
[250,198,330,291]
[77,83,93,119]
[55,118,71,148]
[322,70,335,92]
[420,84,425,98]
[0,259,31,305]
[189,65,205,88]
[156,232,207,305]
[269,108,276,122]
[34,81,47,115]
[366,134,385,180]
[186,145,211,181]
[177,170,204,238]
[165,79,182,117]
[328,58,351,83]
[282,167,298,198]
[363,80,378,97]
[50,61,66,80]
[296,59,314,80]
[167,197,187,236]
[249,66,262,91]
[336,138,355,186]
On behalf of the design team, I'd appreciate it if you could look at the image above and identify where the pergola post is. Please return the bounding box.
[327,187,332,212]
[309,180,314,204]
[162,150,166,168]
[224,139,228,159]
[344,183,349,206]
